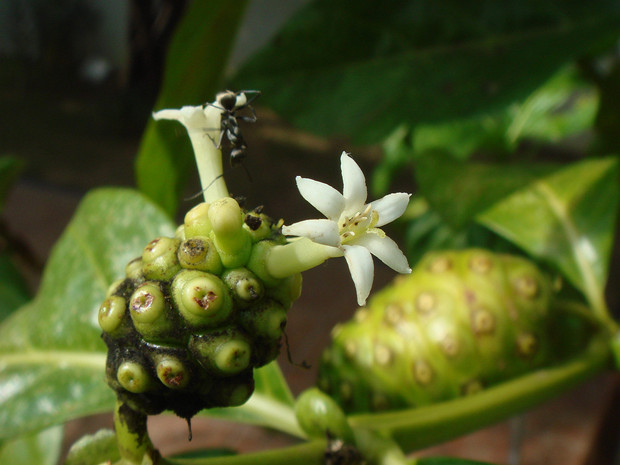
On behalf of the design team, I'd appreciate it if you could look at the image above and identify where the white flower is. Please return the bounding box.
[282,152,411,306]
[152,101,231,202]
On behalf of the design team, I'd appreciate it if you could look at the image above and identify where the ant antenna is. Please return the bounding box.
[184,174,224,201]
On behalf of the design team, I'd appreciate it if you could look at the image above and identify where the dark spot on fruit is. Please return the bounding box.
[244,214,262,230]
[132,293,153,313]
[145,239,160,252]
[194,290,217,309]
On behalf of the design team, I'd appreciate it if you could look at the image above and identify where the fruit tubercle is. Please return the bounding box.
[153,102,229,203]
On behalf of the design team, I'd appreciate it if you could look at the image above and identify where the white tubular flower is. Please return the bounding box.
[152,93,248,203]
[282,152,411,306]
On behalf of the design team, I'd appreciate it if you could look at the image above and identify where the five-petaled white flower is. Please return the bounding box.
[282,152,411,306]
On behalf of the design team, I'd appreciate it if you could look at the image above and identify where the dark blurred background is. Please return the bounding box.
[0,1,618,464]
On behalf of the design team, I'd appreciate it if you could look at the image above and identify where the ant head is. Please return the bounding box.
[216,91,238,111]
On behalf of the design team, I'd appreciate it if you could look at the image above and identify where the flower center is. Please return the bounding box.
[338,204,379,244]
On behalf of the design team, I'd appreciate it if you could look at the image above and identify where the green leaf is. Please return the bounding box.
[0,425,63,465]
[135,0,249,216]
[0,188,175,441]
[0,156,24,212]
[0,252,31,323]
[413,65,598,159]
[204,361,303,438]
[479,157,619,315]
[64,429,120,465]
[504,66,598,145]
[416,151,560,229]
[235,0,619,144]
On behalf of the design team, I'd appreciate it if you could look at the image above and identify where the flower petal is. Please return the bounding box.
[343,244,374,306]
[282,219,340,247]
[296,176,345,220]
[354,233,411,274]
[341,152,367,213]
[370,193,411,227]
[153,105,212,133]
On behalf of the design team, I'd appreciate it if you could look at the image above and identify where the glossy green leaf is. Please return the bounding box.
[0,156,24,211]
[135,0,248,216]
[479,157,619,314]
[235,0,619,144]
[64,429,120,465]
[0,188,175,441]
[412,65,598,160]
[402,198,520,266]
[416,152,560,229]
[0,252,31,323]
[0,425,63,465]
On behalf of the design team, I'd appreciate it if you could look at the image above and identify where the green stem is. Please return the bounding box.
[218,392,306,439]
[113,400,159,465]
[348,336,611,453]
[164,439,327,465]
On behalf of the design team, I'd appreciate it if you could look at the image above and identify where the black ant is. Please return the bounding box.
[205,90,260,169]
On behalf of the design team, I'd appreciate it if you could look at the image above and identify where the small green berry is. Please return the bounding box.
[239,299,287,340]
[117,361,152,393]
[129,282,174,342]
[223,268,264,306]
[98,296,127,335]
[155,356,190,389]
[125,257,144,281]
[189,328,252,375]
[129,283,166,324]
[209,373,254,407]
[295,388,354,442]
[172,270,232,328]
[177,236,222,274]
[142,237,181,281]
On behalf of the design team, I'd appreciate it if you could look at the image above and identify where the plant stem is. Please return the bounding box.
[163,439,327,465]
[348,336,611,453]
[114,400,159,465]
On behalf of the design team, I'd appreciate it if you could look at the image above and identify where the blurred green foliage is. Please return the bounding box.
[2,1,620,463]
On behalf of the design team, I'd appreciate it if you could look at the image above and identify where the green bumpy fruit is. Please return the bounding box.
[318,249,591,413]
[99,200,300,421]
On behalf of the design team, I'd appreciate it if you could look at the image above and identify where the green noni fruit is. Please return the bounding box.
[98,200,301,421]
[318,249,593,413]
